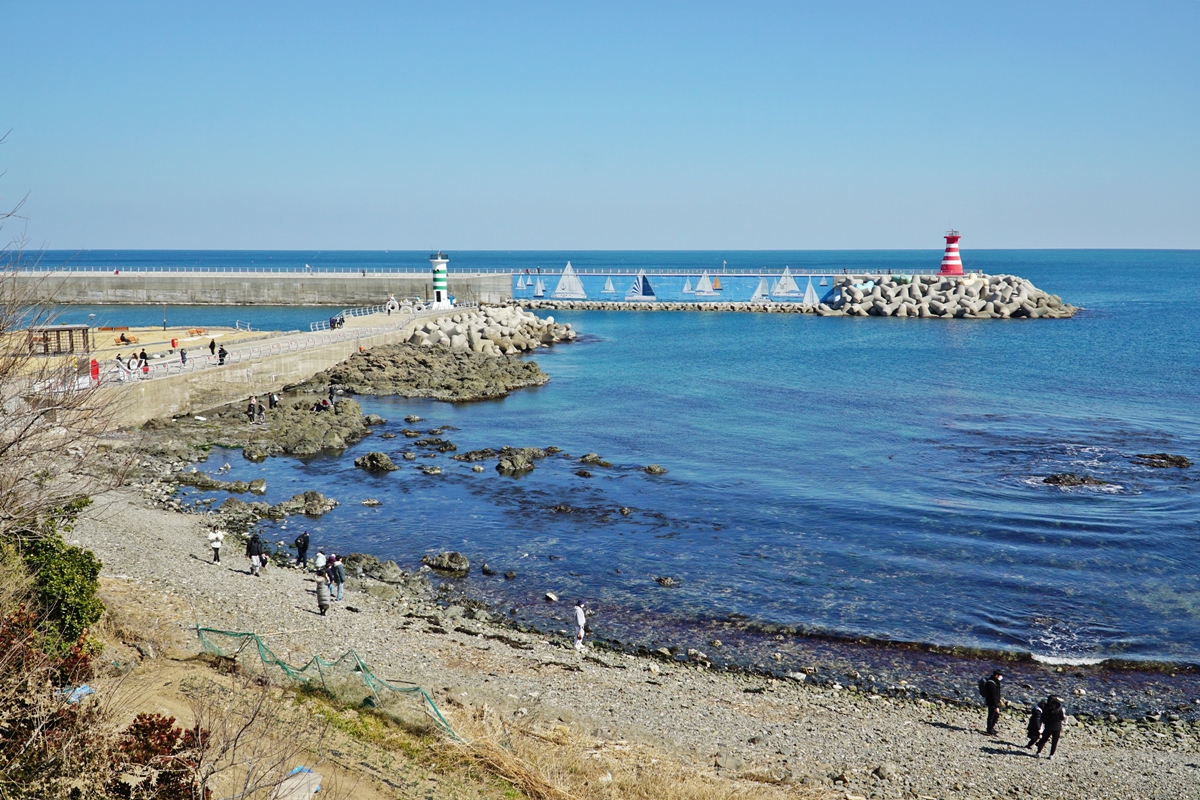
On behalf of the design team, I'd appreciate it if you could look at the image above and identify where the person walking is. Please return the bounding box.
[256,400,266,424]
[316,569,331,616]
[245,532,265,576]
[330,555,346,602]
[313,548,327,572]
[217,345,227,365]
[979,670,1004,735]
[574,599,587,651]
[1024,701,1044,748]
[180,348,188,366]
[294,530,310,569]
[1035,695,1067,759]
[207,530,224,563]
[209,338,217,356]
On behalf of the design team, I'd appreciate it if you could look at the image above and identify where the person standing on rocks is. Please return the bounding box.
[330,555,346,602]
[1034,695,1067,759]
[208,530,224,563]
[294,530,310,569]
[245,532,265,576]
[314,548,327,572]
[979,670,1004,735]
[256,400,266,424]
[574,600,587,651]
[316,569,331,616]
[246,396,258,424]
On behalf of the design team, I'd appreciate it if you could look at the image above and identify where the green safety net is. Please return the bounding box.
[195,627,459,740]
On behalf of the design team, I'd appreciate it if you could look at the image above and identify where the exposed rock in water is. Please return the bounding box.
[363,414,387,425]
[504,571,516,580]
[341,553,411,584]
[294,341,551,402]
[402,452,417,461]
[644,464,668,475]
[1134,453,1192,468]
[404,414,423,423]
[267,491,338,518]
[575,469,592,478]
[481,563,496,576]
[422,551,469,575]
[419,465,442,475]
[544,592,559,602]
[248,478,267,495]
[580,453,612,467]
[1043,473,1108,486]
[655,576,677,587]
[545,446,562,454]
[496,446,547,475]
[354,451,398,472]
[361,498,382,506]
[379,432,396,439]
[401,429,422,438]
[453,448,497,462]
[416,437,456,452]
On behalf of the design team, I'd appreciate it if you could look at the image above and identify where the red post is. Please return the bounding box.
[90,359,100,384]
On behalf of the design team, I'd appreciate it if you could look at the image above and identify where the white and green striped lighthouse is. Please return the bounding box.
[429,251,449,306]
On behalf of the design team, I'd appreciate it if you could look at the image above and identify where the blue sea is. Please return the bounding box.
[73,250,1200,672]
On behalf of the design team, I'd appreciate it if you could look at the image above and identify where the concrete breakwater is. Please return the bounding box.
[819,273,1077,318]
[527,273,1076,319]
[405,304,576,355]
[15,271,511,306]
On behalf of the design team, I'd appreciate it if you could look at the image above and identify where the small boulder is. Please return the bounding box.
[1134,452,1192,468]
[504,571,516,580]
[644,464,668,475]
[655,576,676,587]
[404,414,423,423]
[421,551,469,575]
[481,563,497,576]
[361,498,382,506]
[248,478,267,495]
[472,465,484,472]
[497,446,546,475]
[419,465,442,475]
[1043,473,1107,486]
[544,592,559,602]
[354,452,398,472]
[402,452,417,461]
[575,469,592,478]
[363,414,387,425]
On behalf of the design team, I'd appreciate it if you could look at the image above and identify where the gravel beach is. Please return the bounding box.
[73,489,1200,800]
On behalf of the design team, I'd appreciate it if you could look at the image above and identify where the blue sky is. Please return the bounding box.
[2,2,1197,249]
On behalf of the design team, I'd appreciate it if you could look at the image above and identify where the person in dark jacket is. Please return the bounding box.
[981,670,1004,734]
[1035,695,1067,758]
[217,345,227,365]
[245,533,265,576]
[294,530,310,569]
[1024,701,1044,748]
[208,338,216,356]
[330,554,346,602]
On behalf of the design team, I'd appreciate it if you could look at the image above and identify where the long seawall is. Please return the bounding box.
[17,271,512,306]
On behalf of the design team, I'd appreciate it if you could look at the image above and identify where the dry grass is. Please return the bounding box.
[439,704,836,800]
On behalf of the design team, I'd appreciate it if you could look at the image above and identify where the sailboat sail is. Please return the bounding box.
[552,261,587,299]
[534,278,546,298]
[693,271,718,296]
[682,277,693,294]
[625,270,656,301]
[772,266,801,296]
[802,278,820,305]
[601,276,616,294]
[750,277,770,302]
[712,276,723,290]
[515,275,526,289]
[819,276,829,286]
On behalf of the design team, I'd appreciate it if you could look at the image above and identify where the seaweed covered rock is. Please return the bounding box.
[354,452,398,472]
[1043,473,1108,486]
[496,446,546,475]
[421,551,470,575]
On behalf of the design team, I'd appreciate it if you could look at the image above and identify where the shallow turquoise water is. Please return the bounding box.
[142,250,1199,666]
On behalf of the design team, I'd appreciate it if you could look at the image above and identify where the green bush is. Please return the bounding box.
[24,535,104,647]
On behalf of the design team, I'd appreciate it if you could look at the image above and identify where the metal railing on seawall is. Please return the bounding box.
[21,265,948,277]
[308,298,434,331]
[97,302,477,387]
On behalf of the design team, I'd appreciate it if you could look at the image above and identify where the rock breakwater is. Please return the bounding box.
[408,304,576,354]
[528,274,1076,319]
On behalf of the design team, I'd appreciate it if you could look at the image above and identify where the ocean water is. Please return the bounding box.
[138,250,1199,668]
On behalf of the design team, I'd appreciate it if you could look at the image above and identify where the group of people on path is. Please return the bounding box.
[980,670,1068,759]
[228,530,345,616]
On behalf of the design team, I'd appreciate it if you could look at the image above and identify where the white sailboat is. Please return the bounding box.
[819,276,829,286]
[802,278,820,305]
[750,277,770,302]
[693,270,718,297]
[682,277,694,294]
[533,278,546,298]
[771,266,801,297]
[601,276,616,294]
[625,270,656,302]
[515,275,526,290]
[551,261,587,299]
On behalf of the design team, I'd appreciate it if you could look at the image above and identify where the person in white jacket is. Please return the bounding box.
[574,600,587,651]
[207,530,224,564]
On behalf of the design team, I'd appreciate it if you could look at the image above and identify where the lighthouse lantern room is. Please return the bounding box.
[939,230,964,276]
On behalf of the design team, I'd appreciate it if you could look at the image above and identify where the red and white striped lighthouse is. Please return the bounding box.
[939,230,964,275]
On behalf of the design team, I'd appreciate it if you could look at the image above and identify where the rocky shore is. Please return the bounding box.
[73,489,1200,800]
[527,273,1077,319]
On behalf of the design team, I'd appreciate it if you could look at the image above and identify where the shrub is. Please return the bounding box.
[24,535,104,649]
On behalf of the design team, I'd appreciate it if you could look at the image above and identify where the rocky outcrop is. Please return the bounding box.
[496,446,546,475]
[422,551,470,575]
[266,491,339,517]
[296,343,551,402]
[820,274,1076,319]
[354,451,398,472]
[452,448,498,462]
[644,464,668,475]
[1134,453,1192,468]
[1043,473,1108,486]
